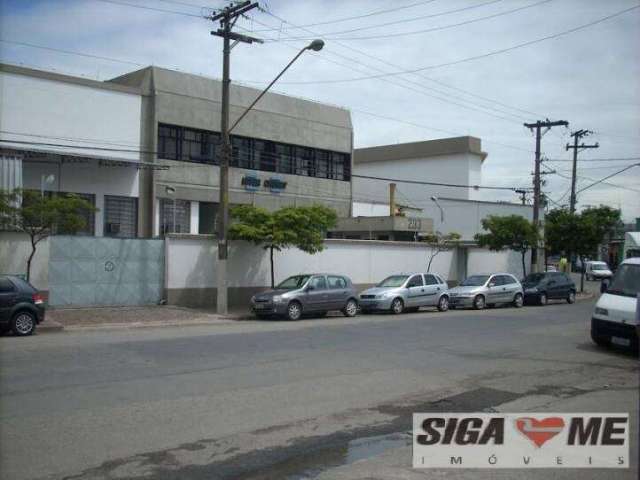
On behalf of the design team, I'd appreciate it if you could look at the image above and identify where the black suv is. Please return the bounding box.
[522,272,576,306]
[0,275,45,336]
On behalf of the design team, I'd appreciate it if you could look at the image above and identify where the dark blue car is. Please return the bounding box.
[0,275,46,336]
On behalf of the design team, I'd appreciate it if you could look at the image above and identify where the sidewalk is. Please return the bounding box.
[45,305,252,331]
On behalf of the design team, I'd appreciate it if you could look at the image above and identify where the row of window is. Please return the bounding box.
[2,192,138,238]
[158,124,352,181]
[159,199,217,235]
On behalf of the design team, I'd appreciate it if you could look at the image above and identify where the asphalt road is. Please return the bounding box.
[0,298,637,480]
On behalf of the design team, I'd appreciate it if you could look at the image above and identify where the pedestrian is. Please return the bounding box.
[559,255,568,273]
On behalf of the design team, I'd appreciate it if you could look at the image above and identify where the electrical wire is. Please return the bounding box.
[267,0,552,42]
[257,4,640,84]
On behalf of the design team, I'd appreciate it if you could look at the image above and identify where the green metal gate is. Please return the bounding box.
[48,236,164,307]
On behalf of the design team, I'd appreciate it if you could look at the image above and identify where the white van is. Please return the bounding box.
[585,261,613,281]
[591,257,639,352]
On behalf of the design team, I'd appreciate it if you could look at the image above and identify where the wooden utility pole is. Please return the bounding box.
[524,119,568,272]
[209,1,261,314]
[566,129,599,214]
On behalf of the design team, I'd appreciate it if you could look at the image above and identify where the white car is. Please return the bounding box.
[585,261,613,281]
[591,257,639,352]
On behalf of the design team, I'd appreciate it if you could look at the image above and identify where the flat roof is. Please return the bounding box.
[0,63,142,96]
[354,136,487,164]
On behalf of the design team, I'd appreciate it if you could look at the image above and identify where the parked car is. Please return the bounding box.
[250,274,359,321]
[448,273,523,310]
[591,257,639,352]
[522,272,576,305]
[358,273,449,314]
[0,275,45,336]
[585,261,613,281]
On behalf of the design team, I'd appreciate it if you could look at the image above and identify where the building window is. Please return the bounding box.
[158,124,179,160]
[158,123,351,181]
[198,202,218,234]
[160,198,191,234]
[104,196,137,238]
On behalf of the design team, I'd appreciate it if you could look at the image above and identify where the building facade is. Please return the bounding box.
[108,66,353,237]
[0,64,144,237]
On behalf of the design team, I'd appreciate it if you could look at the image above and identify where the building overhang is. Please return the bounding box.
[330,215,434,234]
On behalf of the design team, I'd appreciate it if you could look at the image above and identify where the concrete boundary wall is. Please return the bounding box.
[165,237,526,309]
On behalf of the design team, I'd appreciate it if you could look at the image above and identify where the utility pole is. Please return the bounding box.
[566,129,599,214]
[209,1,261,314]
[524,119,568,272]
[515,189,528,205]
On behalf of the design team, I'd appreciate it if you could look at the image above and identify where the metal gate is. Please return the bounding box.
[48,236,164,307]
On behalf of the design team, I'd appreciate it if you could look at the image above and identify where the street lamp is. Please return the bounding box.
[431,196,444,223]
[215,38,325,315]
[40,174,55,197]
[165,186,176,234]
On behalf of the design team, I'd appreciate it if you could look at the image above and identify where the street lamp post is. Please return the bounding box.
[214,36,325,315]
[430,196,444,223]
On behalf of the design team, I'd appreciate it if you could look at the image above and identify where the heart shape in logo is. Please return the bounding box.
[515,417,565,448]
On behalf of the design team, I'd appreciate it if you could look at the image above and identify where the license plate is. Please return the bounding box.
[254,304,266,310]
[611,336,631,347]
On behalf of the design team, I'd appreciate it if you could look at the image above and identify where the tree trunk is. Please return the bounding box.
[270,245,275,289]
[580,255,585,293]
[522,250,527,278]
[26,236,37,282]
[427,249,438,272]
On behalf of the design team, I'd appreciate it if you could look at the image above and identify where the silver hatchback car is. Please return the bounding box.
[448,273,524,310]
[359,273,450,314]
[251,274,359,321]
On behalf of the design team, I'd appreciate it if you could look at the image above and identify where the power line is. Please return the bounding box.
[93,0,204,18]
[546,157,640,162]
[352,174,532,192]
[251,0,442,32]
[258,4,640,84]
[268,0,552,42]
[255,10,533,123]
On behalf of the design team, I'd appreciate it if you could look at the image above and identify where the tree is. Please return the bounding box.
[229,204,337,288]
[0,189,96,282]
[545,206,621,292]
[421,231,461,272]
[474,215,539,277]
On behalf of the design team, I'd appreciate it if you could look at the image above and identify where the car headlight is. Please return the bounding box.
[595,307,608,316]
[525,287,538,293]
[378,292,394,298]
[272,295,284,303]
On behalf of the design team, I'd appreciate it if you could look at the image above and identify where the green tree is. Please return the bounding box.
[474,215,539,277]
[229,204,337,288]
[0,189,96,282]
[421,231,461,272]
[545,206,621,292]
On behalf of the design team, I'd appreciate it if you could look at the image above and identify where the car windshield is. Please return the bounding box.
[460,275,490,286]
[606,264,640,298]
[591,264,608,270]
[276,275,311,290]
[524,273,546,284]
[377,275,409,287]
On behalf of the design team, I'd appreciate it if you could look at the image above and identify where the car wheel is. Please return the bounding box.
[286,301,302,321]
[437,296,449,312]
[539,293,547,306]
[11,311,36,336]
[342,299,358,317]
[390,298,404,314]
[513,293,524,308]
[567,290,576,304]
[473,295,485,310]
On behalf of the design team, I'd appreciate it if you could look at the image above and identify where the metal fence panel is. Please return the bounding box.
[48,236,164,307]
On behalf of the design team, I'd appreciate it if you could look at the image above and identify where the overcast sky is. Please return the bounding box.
[1,0,639,221]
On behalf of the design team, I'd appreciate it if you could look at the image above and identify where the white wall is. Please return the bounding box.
[0,72,141,161]
[167,238,460,290]
[467,247,531,279]
[0,232,49,290]
[21,160,139,236]
[353,153,483,206]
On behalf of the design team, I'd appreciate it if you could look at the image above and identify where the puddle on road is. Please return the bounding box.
[240,432,410,480]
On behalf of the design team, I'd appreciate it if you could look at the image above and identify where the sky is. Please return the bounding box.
[1,0,639,222]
